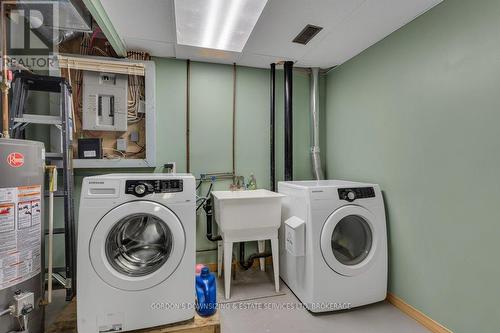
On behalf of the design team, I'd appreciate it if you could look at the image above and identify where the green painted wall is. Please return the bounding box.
[324,0,500,332]
[48,59,315,267]
[154,59,315,263]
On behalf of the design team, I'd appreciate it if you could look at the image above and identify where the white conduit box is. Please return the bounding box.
[285,216,305,257]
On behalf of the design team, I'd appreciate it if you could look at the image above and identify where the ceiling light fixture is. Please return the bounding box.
[174,0,268,53]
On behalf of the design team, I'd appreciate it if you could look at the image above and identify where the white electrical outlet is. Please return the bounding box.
[164,162,176,173]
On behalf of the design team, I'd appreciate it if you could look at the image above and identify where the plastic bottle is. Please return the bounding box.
[195,264,205,275]
[195,266,217,316]
[247,173,257,190]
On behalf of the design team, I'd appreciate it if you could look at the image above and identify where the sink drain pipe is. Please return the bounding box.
[239,246,272,270]
[204,197,222,242]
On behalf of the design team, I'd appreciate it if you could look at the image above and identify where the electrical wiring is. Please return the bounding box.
[126,51,149,124]
[88,28,99,50]
[125,141,145,157]
[92,46,110,57]
[103,147,126,160]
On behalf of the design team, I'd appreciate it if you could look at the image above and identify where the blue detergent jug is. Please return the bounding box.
[195,266,217,316]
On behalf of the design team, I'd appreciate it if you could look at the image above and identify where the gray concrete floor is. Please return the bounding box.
[219,282,431,333]
[45,280,431,333]
[44,289,68,330]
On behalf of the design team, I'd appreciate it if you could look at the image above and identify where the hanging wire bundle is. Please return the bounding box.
[126,51,150,124]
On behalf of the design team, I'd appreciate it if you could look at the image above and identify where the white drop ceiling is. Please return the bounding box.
[100,0,442,69]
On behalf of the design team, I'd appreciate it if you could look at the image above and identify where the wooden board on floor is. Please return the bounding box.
[47,299,220,333]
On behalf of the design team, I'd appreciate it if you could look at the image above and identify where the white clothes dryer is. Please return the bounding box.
[278,180,387,312]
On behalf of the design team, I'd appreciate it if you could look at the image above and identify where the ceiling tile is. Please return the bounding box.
[99,0,442,68]
[242,0,365,60]
[299,0,443,67]
[101,0,176,43]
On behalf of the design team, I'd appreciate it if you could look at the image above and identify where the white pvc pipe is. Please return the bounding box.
[46,166,56,305]
[47,190,53,304]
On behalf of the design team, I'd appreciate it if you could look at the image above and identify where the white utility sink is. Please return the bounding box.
[211,189,285,299]
[211,189,285,237]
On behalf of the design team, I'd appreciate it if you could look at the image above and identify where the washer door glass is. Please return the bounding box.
[320,205,379,276]
[106,213,173,277]
[90,201,186,291]
[331,215,372,266]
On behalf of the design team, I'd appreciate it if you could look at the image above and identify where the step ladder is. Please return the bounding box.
[9,71,76,301]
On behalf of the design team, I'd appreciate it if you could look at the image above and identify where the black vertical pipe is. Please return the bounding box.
[270,63,276,191]
[284,61,294,181]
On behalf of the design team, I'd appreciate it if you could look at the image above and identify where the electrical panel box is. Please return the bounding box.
[82,71,128,131]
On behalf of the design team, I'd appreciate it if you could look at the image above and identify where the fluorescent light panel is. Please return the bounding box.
[174,0,268,52]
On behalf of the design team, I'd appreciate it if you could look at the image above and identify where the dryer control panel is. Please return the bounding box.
[126,179,183,197]
[338,187,375,202]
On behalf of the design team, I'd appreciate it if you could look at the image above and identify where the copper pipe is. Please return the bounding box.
[1,6,9,138]
[1,74,8,137]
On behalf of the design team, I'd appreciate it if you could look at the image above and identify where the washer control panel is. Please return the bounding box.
[338,187,375,202]
[126,179,183,197]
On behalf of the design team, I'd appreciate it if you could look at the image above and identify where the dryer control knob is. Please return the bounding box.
[346,190,356,201]
[134,184,146,195]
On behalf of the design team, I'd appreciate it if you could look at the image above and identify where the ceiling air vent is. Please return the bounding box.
[292,24,323,45]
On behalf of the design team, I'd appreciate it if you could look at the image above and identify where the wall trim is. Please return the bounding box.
[387,293,453,333]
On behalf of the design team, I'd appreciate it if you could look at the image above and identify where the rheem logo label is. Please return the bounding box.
[7,152,24,168]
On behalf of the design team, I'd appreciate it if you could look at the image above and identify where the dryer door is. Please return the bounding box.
[89,200,185,291]
[320,205,379,277]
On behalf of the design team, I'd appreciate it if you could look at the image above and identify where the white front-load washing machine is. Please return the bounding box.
[77,174,195,332]
[278,180,387,312]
